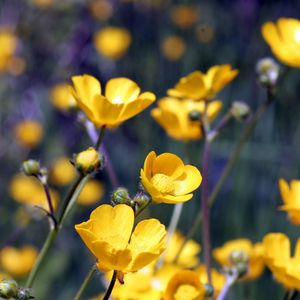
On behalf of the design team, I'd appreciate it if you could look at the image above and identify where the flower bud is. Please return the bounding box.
[111,188,131,205]
[230,101,250,121]
[74,147,101,174]
[22,160,40,176]
[203,283,214,298]
[17,288,32,300]
[134,192,151,208]
[235,262,249,278]
[188,110,201,121]
[229,250,249,264]
[256,57,280,87]
[0,279,18,298]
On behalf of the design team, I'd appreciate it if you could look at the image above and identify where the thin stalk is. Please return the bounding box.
[95,126,106,150]
[74,265,97,300]
[42,183,57,228]
[216,272,238,300]
[103,270,117,300]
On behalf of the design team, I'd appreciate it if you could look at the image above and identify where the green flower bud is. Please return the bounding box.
[74,147,101,174]
[0,279,18,298]
[188,110,201,121]
[256,57,280,87]
[203,283,214,298]
[229,250,249,264]
[22,160,40,176]
[17,288,33,300]
[235,262,249,278]
[111,188,131,205]
[230,101,251,121]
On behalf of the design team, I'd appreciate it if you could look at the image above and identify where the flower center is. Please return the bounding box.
[175,284,200,300]
[111,96,124,104]
[151,173,175,194]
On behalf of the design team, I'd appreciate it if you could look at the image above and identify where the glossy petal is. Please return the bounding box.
[152,153,185,178]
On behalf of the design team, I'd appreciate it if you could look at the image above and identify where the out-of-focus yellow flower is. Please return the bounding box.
[94,27,131,60]
[161,35,186,61]
[88,0,113,21]
[0,272,11,281]
[75,204,166,272]
[163,231,201,268]
[170,5,199,29]
[75,147,101,174]
[151,98,222,141]
[9,174,59,211]
[168,65,238,101]
[49,157,77,186]
[6,56,26,76]
[14,120,43,149]
[262,18,300,68]
[0,29,18,72]
[196,25,215,44]
[140,151,202,204]
[50,83,77,111]
[0,246,38,277]
[163,270,205,300]
[278,178,300,225]
[31,0,53,8]
[213,239,265,281]
[71,74,155,127]
[77,179,104,205]
[263,233,300,290]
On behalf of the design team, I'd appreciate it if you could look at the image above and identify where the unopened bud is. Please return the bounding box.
[111,188,131,205]
[229,250,249,264]
[0,279,18,298]
[236,262,249,278]
[74,147,101,174]
[256,57,280,87]
[203,283,214,298]
[230,101,251,121]
[188,110,201,121]
[22,160,40,176]
[17,288,33,300]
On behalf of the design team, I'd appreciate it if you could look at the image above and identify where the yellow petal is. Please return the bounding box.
[140,169,162,198]
[278,178,291,206]
[142,151,156,180]
[263,233,290,262]
[152,153,185,178]
[157,193,193,204]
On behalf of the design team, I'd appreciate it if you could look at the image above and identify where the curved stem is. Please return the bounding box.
[74,265,97,300]
[103,270,117,300]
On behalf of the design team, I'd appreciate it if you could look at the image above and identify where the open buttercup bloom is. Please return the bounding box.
[262,18,300,68]
[278,178,300,225]
[71,74,156,127]
[140,151,202,204]
[75,204,166,272]
[263,233,300,290]
[151,97,222,141]
[167,65,238,101]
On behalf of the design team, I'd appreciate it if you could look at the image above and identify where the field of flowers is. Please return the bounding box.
[0,0,300,299]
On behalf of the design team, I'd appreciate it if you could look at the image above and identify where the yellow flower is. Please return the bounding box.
[14,120,44,148]
[31,0,53,7]
[75,204,166,272]
[140,151,202,204]
[263,233,300,290]
[0,246,38,277]
[151,98,222,141]
[49,157,77,186]
[88,0,113,21]
[77,179,104,205]
[94,27,131,60]
[278,178,300,225]
[167,65,238,101]
[213,239,265,281]
[75,147,101,173]
[0,29,18,72]
[50,83,77,111]
[161,35,186,61]
[71,74,156,127]
[262,18,300,68]
[170,5,199,29]
[163,270,205,300]
[9,174,59,212]
[163,231,201,268]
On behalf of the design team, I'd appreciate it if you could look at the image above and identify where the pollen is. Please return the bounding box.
[151,174,175,194]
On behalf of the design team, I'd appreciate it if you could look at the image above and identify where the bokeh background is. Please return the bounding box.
[1,0,300,299]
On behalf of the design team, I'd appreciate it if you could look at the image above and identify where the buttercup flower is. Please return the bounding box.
[0,246,38,277]
[170,5,199,29]
[278,178,300,225]
[140,151,202,204]
[77,179,104,205]
[50,83,77,111]
[161,35,186,61]
[75,204,166,272]
[94,26,131,60]
[151,98,222,141]
[213,239,265,280]
[262,18,300,67]
[167,65,238,100]
[49,157,77,186]
[0,29,18,72]
[71,74,156,127]
[75,147,101,174]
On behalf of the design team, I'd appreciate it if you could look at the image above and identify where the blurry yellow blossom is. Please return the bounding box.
[77,179,104,205]
[88,0,113,21]
[213,239,265,281]
[263,233,300,290]
[50,83,77,111]
[196,25,215,44]
[161,35,186,61]
[151,98,222,141]
[0,272,11,281]
[163,270,205,300]
[6,57,26,76]
[278,178,300,225]
[49,157,77,186]
[0,246,38,277]
[94,27,131,60]
[31,0,53,8]
[170,5,199,29]
[71,74,155,127]
[75,204,166,272]
[9,174,59,211]
[14,120,44,149]
[168,65,238,101]
[140,151,202,204]
[262,18,300,67]
[0,29,18,72]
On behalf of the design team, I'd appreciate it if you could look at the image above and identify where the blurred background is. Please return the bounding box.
[0,0,300,299]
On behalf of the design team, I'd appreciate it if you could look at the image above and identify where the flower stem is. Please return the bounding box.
[95,125,106,150]
[216,271,238,300]
[103,270,117,300]
[42,183,57,229]
[73,265,97,300]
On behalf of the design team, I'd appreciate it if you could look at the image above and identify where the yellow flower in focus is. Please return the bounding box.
[9,174,59,212]
[161,35,186,61]
[163,270,205,300]
[213,239,265,281]
[0,246,38,277]
[49,157,77,186]
[14,120,43,149]
[278,178,300,225]
[263,233,300,290]
[75,147,101,174]
[164,231,201,268]
[50,83,77,111]
[170,5,199,29]
[168,65,238,101]
[151,98,222,141]
[0,29,18,72]
[77,179,104,205]
[75,204,166,272]
[94,27,131,60]
[71,74,156,127]
[262,18,300,67]
[140,151,202,204]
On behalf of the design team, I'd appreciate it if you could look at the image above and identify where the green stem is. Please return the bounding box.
[73,265,97,300]
[42,183,57,229]
[103,270,117,300]
[95,125,106,150]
